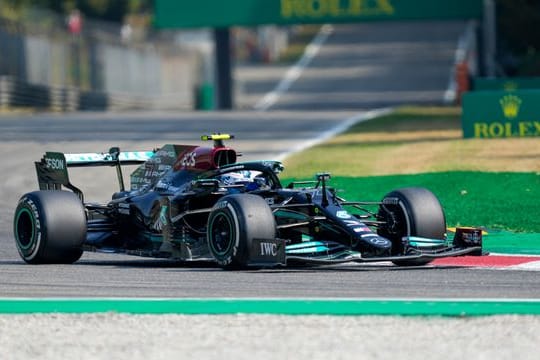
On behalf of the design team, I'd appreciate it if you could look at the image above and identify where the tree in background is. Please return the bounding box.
[0,0,153,23]
[496,0,540,76]
[0,0,154,42]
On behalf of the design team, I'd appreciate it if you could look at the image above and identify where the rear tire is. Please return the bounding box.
[377,187,446,266]
[207,194,275,268]
[13,191,86,264]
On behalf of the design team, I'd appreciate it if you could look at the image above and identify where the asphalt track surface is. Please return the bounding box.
[1,112,539,360]
[1,21,539,360]
[238,21,465,110]
[1,21,539,300]
[0,111,539,299]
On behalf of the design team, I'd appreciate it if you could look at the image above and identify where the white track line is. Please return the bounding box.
[276,108,393,161]
[251,24,393,160]
[509,260,540,271]
[254,24,334,111]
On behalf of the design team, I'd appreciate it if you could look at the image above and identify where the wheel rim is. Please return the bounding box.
[15,208,35,250]
[209,211,235,256]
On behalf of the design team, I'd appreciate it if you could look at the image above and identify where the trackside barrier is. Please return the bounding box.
[0,76,49,109]
[0,76,192,112]
[0,76,11,110]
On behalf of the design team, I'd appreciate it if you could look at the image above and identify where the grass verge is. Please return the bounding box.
[282,172,539,233]
[283,106,540,177]
[281,107,540,233]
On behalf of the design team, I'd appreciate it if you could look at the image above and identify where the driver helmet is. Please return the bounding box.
[218,171,266,191]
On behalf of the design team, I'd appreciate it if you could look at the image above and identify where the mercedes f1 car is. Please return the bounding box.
[13,134,482,268]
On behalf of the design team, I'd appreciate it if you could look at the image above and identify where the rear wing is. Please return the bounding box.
[35,147,155,201]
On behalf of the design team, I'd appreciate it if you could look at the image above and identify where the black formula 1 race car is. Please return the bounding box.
[13,134,482,268]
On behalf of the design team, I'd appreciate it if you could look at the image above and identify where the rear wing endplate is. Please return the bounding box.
[35,147,154,201]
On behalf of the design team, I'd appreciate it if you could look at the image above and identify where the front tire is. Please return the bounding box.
[377,187,446,266]
[13,191,86,264]
[207,194,275,268]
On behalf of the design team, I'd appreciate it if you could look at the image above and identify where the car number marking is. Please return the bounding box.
[180,152,197,167]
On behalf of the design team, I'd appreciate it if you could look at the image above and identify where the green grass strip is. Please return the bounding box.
[283,172,540,234]
[0,299,539,316]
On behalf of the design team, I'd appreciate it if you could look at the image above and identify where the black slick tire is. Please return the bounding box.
[377,187,446,266]
[207,194,275,269]
[13,190,86,264]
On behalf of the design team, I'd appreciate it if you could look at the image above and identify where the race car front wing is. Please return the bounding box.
[286,245,482,265]
[284,227,484,266]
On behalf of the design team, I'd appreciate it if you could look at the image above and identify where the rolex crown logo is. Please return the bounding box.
[499,95,522,119]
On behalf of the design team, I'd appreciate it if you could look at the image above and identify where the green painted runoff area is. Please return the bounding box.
[483,232,540,255]
[0,299,539,316]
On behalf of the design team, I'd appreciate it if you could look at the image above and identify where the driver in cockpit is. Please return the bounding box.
[217,170,269,192]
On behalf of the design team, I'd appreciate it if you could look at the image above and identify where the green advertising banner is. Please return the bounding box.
[154,0,483,28]
[462,90,540,138]
[473,77,540,92]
